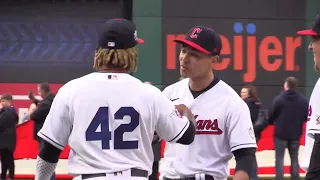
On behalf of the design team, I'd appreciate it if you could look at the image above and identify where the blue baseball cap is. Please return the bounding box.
[97,18,144,49]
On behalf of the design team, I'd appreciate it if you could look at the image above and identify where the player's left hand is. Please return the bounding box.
[175,104,195,122]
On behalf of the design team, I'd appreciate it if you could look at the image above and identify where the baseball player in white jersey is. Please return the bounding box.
[297,14,320,179]
[34,18,197,180]
[159,26,257,180]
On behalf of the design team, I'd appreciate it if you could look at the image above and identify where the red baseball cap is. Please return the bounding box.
[297,15,320,36]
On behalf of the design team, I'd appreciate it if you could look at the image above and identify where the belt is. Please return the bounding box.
[81,168,148,179]
[163,175,214,180]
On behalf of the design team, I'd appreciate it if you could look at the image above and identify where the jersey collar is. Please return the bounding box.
[89,72,141,82]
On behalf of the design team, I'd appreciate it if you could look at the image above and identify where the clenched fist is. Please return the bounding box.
[175,104,195,122]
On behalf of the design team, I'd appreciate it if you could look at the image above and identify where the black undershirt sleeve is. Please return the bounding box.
[176,120,195,145]
[233,147,256,178]
[38,139,62,163]
[305,134,320,179]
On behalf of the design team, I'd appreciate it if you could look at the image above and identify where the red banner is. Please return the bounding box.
[0,83,63,118]
[14,120,306,159]
[3,83,306,159]
[14,120,70,159]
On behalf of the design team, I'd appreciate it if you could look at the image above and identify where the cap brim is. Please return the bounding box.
[174,39,210,54]
[297,29,319,36]
[136,38,144,44]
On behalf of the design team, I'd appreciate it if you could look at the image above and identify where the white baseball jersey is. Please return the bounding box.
[302,77,320,171]
[38,72,190,176]
[160,78,256,180]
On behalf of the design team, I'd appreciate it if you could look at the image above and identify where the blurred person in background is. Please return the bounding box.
[0,93,18,180]
[240,85,262,141]
[240,85,261,180]
[21,103,37,123]
[267,77,308,180]
[28,82,56,180]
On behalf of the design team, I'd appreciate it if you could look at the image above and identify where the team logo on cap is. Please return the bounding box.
[190,27,202,39]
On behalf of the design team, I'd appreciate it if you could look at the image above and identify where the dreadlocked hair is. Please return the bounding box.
[93,46,138,73]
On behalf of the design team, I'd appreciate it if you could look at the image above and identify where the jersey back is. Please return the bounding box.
[38,73,190,176]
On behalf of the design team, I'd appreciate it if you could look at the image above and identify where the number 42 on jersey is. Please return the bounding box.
[85,106,140,150]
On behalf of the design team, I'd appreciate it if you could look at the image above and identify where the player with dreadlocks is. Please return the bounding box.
[34,18,196,180]
[93,45,138,73]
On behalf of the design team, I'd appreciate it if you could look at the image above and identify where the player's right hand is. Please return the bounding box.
[175,104,195,122]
